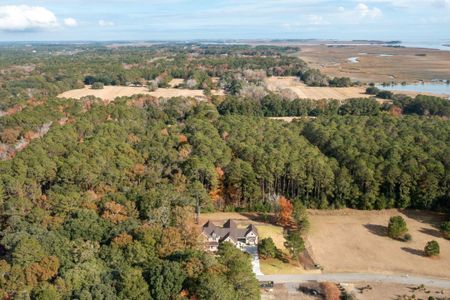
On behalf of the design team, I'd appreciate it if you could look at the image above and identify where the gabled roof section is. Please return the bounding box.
[202,219,258,243]
[245,224,258,236]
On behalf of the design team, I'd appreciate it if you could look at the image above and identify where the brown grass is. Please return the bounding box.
[265,76,371,100]
[58,85,223,101]
[306,209,449,279]
[298,44,450,84]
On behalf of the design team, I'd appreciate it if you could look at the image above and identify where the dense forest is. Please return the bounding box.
[0,43,449,299]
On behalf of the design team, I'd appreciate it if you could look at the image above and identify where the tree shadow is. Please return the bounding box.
[419,227,442,238]
[363,224,387,237]
[401,247,425,257]
[399,209,445,229]
[240,212,277,225]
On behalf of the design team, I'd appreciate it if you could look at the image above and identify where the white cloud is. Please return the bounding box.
[355,3,383,18]
[64,17,78,27]
[307,15,329,25]
[98,20,115,27]
[0,5,58,31]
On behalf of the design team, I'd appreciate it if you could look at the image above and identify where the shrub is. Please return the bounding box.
[376,90,394,99]
[91,82,104,90]
[388,216,408,240]
[258,238,277,259]
[424,240,440,257]
[366,86,380,95]
[440,221,450,240]
[301,69,329,86]
[329,77,352,87]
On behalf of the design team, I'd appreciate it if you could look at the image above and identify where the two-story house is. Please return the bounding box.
[202,219,258,251]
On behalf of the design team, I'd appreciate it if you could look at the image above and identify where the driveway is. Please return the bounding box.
[257,273,450,289]
[243,245,263,275]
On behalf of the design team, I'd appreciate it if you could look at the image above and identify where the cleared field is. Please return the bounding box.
[57,85,221,100]
[298,44,450,83]
[260,258,305,275]
[265,76,370,100]
[307,209,449,279]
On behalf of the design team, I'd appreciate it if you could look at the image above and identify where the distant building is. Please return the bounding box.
[202,219,258,251]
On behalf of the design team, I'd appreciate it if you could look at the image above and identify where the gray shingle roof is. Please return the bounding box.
[202,219,257,243]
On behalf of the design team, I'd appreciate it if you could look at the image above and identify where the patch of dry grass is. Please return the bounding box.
[260,257,305,275]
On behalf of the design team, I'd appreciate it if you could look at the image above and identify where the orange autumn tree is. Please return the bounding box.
[102,201,128,224]
[278,196,293,226]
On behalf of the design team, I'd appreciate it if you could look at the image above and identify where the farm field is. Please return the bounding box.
[298,44,450,83]
[307,209,449,279]
[265,76,370,100]
[57,85,223,101]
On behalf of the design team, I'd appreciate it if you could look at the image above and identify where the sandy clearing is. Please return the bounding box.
[269,117,316,123]
[57,85,223,101]
[169,78,184,87]
[265,77,370,100]
[306,209,449,279]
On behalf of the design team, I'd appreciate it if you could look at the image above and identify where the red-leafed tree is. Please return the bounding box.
[278,196,293,226]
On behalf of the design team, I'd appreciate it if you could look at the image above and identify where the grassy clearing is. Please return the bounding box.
[260,258,306,275]
[257,224,288,253]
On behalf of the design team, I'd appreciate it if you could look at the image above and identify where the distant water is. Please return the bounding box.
[377,83,450,97]
[399,40,450,51]
[347,57,359,63]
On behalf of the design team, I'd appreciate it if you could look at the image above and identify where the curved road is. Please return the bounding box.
[257,273,450,289]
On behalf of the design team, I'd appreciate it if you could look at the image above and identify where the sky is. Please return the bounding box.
[0,0,449,42]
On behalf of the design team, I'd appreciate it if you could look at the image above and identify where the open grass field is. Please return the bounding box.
[298,44,450,84]
[306,209,449,279]
[265,76,370,100]
[57,85,223,101]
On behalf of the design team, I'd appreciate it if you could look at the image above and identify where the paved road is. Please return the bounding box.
[257,273,450,288]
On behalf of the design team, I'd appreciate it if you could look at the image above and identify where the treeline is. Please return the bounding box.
[300,69,354,87]
[217,93,450,117]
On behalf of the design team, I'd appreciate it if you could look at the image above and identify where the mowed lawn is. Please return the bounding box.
[306,209,449,279]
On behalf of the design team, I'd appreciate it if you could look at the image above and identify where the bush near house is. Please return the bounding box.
[258,237,283,259]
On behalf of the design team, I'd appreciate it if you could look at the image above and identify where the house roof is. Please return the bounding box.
[202,219,258,243]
